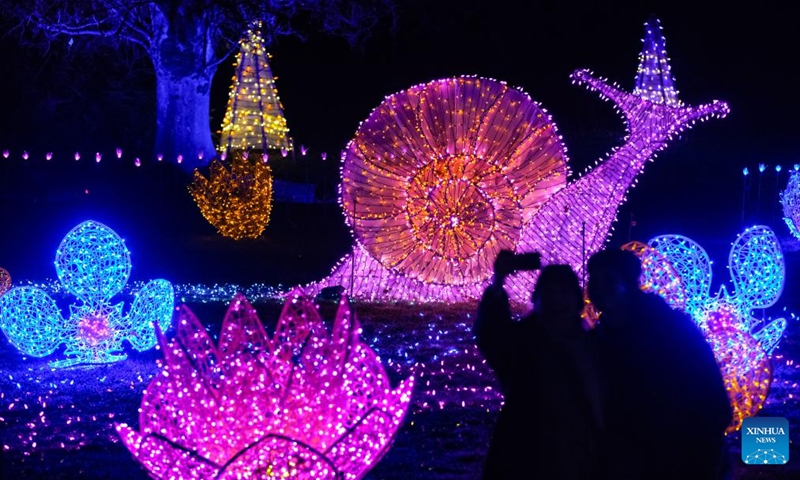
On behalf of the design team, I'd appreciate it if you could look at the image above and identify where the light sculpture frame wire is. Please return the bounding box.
[117,291,413,479]
[0,221,174,368]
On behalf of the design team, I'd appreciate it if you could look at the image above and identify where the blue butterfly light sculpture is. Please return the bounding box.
[647,225,786,354]
[0,221,173,368]
[644,225,787,431]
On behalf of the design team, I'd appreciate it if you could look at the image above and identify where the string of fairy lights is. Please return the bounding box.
[0,145,319,167]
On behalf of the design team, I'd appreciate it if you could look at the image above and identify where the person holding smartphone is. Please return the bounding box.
[474,250,603,479]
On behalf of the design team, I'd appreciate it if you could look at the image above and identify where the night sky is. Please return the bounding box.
[1,0,799,283]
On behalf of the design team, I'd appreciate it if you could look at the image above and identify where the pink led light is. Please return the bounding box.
[307,20,728,304]
[117,291,413,479]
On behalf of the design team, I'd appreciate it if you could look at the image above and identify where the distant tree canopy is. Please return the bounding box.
[1,0,395,170]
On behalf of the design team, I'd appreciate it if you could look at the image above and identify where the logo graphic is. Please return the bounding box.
[742,417,789,465]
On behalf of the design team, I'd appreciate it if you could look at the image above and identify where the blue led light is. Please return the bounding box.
[647,225,787,354]
[781,171,800,241]
[0,221,174,368]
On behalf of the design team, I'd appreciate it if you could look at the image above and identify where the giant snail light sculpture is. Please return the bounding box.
[307,18,729,304]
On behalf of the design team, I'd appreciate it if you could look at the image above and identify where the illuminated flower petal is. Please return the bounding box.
[752,318,787,355]
[648,234,712,317]
[700,315,772,433]
[119,291,412,479]
[622,241,686,310]
[126,279,175,351]
[728,225,784,314]
[116,425,221,478]
[55,220,131,303]
[0,287,64,357]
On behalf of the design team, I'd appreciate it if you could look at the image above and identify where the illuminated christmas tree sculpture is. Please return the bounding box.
[218,24,291,154]
[307,18,728,304]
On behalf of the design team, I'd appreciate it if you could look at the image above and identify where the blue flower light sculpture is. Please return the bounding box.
[0,221,174,368]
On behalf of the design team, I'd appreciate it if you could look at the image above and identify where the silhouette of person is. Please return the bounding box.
[475,251,603,479]
[587,248,732,479]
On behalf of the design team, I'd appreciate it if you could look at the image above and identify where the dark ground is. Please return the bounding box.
[0,158,798,478]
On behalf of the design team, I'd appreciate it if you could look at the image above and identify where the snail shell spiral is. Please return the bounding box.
[341,77,568,286]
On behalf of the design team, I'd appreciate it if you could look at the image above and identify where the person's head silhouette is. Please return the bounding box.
[587,249,641,321]
[532,264,584,332]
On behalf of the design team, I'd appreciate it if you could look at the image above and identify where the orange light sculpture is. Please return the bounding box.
[189,151,273,240]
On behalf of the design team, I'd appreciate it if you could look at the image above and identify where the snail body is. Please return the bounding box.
[308,20,729,303]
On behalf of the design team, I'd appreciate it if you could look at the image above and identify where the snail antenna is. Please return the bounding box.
[633,17,681,106]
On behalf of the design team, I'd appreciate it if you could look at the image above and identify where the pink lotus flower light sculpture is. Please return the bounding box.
[117,291,413,479]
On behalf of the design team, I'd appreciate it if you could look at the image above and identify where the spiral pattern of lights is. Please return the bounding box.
[341,76,567,286]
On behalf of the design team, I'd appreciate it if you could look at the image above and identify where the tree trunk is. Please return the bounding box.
[150,4,220,171]
[154,68,216,170]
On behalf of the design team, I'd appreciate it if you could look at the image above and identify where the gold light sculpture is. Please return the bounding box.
[218,23,291,154]
[189,151,273,240]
